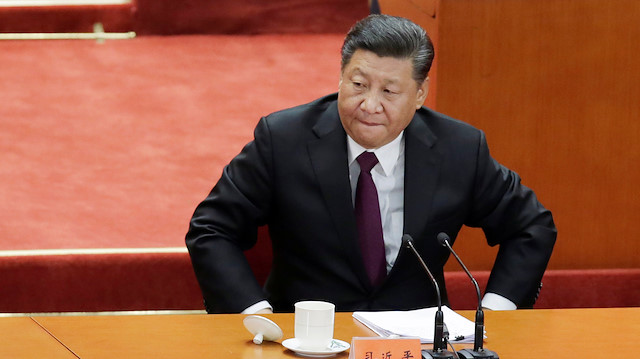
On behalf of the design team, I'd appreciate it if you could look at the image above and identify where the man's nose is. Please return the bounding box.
[360,92,383,114]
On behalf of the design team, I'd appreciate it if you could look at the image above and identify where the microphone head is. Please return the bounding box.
[436,232,450,247]
[401,234,414,248]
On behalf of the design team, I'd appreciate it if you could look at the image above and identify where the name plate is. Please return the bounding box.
[349,337,421,359]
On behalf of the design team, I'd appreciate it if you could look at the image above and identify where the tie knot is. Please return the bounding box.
[357,151,379,173]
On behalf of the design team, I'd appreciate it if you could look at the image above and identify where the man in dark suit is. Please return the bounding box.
[186,15,556,314]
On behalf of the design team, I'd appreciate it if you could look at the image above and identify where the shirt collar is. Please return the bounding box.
[347,132,404,176]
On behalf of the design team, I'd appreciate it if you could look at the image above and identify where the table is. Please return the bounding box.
[0,317,76,358]
[2,308,638,358]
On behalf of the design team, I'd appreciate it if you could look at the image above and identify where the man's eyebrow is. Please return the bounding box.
[350,68,402,86]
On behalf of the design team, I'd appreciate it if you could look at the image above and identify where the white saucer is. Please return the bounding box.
[282,338,350,357]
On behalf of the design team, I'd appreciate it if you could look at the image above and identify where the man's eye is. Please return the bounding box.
[353,82,362,87]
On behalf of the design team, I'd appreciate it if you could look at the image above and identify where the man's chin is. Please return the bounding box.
[352,134,387,149]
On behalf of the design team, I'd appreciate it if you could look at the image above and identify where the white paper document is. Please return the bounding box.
[352,306,481,344]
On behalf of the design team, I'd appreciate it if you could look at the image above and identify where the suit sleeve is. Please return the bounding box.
[466,131,557,308]
[185,117,273,313]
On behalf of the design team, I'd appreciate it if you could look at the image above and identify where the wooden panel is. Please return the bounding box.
[382,0,640,270]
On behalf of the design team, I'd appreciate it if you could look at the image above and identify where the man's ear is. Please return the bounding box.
[415,77,430,109]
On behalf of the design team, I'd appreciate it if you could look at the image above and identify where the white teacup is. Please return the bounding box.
[294,300,335,350]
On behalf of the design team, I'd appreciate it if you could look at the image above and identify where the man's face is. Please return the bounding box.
[338,49,428,149]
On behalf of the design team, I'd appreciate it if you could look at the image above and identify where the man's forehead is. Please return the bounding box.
[345,49,412,67]
[344,51,414,83]
[350,67,403,84]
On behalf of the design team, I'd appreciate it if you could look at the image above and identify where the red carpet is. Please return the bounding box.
[0,34,345,312]
[0,34,343,252]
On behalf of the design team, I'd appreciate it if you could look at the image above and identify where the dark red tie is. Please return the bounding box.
[355,151,387,287]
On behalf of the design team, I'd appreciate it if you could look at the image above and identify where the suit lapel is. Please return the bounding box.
[403,114,442,237]
[307,102,371,290]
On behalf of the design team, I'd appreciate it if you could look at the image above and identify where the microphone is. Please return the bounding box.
[402,234,455,359]
[437,232,499,359]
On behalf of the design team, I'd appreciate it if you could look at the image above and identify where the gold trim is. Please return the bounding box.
[0,0,131,7]
[0,22,135,41]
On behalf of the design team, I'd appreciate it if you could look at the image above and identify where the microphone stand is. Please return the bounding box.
[403,235,455,359]
[437,233,499,359]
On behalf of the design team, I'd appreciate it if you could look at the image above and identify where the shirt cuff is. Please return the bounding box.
[241,300,273,314]
[481,293,517,310]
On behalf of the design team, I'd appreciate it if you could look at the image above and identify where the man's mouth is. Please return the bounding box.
[358,118,382,126]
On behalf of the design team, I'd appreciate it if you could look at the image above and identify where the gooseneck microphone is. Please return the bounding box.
[402,234,455,359]
[437,232,499,359]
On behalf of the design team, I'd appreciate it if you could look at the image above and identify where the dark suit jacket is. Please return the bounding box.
[186,93,557,313]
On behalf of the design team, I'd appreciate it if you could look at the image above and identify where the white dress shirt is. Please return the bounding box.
[347,132,405,273]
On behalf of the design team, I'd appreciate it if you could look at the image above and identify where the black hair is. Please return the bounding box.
[341,14,434,84]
